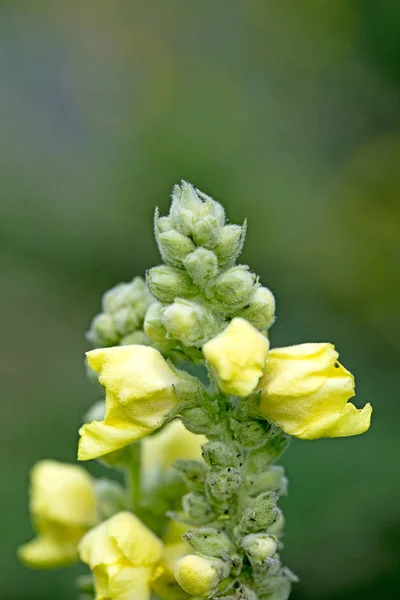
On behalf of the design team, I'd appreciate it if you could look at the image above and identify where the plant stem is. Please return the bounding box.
[126,442,142,514]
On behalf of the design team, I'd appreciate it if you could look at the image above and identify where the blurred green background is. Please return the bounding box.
[1,1,399,599]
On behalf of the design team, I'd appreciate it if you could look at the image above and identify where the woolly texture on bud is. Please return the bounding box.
[174,555,221,596]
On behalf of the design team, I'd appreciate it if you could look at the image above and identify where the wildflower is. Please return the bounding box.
[203,318,269,396]
[79,511,163,600]
[78,345,179,461]
[174,554,227,596]
[18,460,96,568]
[260,343,372,439]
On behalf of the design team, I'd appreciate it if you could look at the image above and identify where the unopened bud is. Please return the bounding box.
[170,181,202,235]
[182,493,215,525]
[144,302,168,344]
[146,266,197,303]
[214,222,246,268]
[196,188,226,226]
[184,248,219,288]
[207,467,242,501]
[102,277,151,319]
[233,419,272,449]
[201,441,242,469]
[238,286,275,331]
[112,307,140,335]
[174,554,228,597]
[162,299,219,347]
[192,215,221,248]
[245,466,288,497]
[184,527,235,558]
[242,533,278,563]
[213,266,255,312]
[181,406,221,436]
[120,330,149,346]
[86,313,118,346]
[156,228,196,267]
[174,460,207,492]
[267,508,285,537]
[238,492,279,534]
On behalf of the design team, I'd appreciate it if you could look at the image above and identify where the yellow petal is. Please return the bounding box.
[109,565,153,600]
[203,318,269,397]
[142,421,206,473]
[18,534,79,569]
[107,512,163,566]
[174,554,219,596]
[78,420,150,461]
[260,343,372,439]
[79,520,123,568]
[30,460,97,527]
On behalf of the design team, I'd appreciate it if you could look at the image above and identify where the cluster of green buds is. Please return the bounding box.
[86,276,154,347]
[145,181,275,357]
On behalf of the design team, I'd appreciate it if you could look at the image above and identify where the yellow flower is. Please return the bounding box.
[18,460,97,569]
[260,343,372,440]
[79,345,179,461]
[142,420,206,473]
[203,318,269,396]
[79,511,163,600]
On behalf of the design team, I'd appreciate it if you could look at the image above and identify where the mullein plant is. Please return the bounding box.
[18,181,373,600]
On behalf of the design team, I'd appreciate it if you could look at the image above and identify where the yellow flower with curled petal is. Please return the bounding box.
[260,343,372,440]
[79,511,163,600]
[18,460,97,569]
[79,345,179,461]
[142,420,207,473]
[203,318,269,396]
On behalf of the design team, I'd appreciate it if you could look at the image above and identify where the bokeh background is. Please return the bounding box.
[1,1,399,599]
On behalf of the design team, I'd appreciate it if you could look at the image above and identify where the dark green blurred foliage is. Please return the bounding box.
[1,1,399,599]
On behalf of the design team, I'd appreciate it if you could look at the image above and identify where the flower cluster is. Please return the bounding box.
[18,181,372,600]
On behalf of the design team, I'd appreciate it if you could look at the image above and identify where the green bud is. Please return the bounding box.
[232,419,272,449]
[196,188,226,226]
[213,266,255,312]
[214,222,246,268]
[184,527,235,557]
[238,286,275,331]
[180,405,221,436]
[146,266,197,303]
[86,313,118,346]
[184,248,219,288]
[267,508,285,537]
[247,432,291,474]
[182,492,215,525]
[156,228,196,267]
[245,466,288,497]
[242,534,278,563]
[162,299,219,346]
[102,277,151,319]
[174,460,208,492]
[112,307,140,335]
[202,441,242,469]
[192,215,221,248]
[94,478,127,520]
[207,467,242,501]
[144,302,168,344]
[157,214,174,232]
[238,492,279,534]
[170,181,202,235]
[120,330,149,345]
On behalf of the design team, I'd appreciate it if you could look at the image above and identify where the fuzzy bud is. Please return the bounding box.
[184,527,235,557]
[170,181,203,236]
[146,266,197,304]
[156,228,196,267]
[182,493,215,525]
[245,466,288,497]
[238,286,276,331]
[112,307,140,335]
[144,302,168,344]
[86,313,119,346]
[184,248,219,288]
[163,299,219,347]
[242,533,278,563]
[232,419,272,449]
[214,223,246,268]
[120,330,149,346]
[238,492,279,534]
[102,277,152,320]
[192,215,221,248]
[207,467,242,501]
[201,441,242,470]
[267,508,285,537]
[174,460,207,492]
[213,266,255,312]
[180,406,221,437]
[174,554,228,597]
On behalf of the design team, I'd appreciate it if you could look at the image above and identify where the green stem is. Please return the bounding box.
[126,442,142,514]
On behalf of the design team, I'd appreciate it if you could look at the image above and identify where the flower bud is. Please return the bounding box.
[163,299,219,347]
[180,406,221,437]
[196,188,226,225]
[184,528,235,557]
[156,229,196,267]
[238,286,276,331]
[213,266,255,312]
[207,467,242,501]
[112,307,141,335]
[267,508,285,537]
[174,554,226,597]
[102,277,152,319]
[156,214,174,233]
[238,492,279,534]
[245,466,288,497]
[184,248,219,288]
[146,266,197,303]
[174,460,207,492]
[144,302,169,344]
[170,181,202,235]
[233,418,272,449]
[120,330,149,346]
[192,215,221,248]
[214,222,246,268]
[201,441,242,470]
[182,493,215,525]
[86,313,119,346]
[242,533,278,563]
